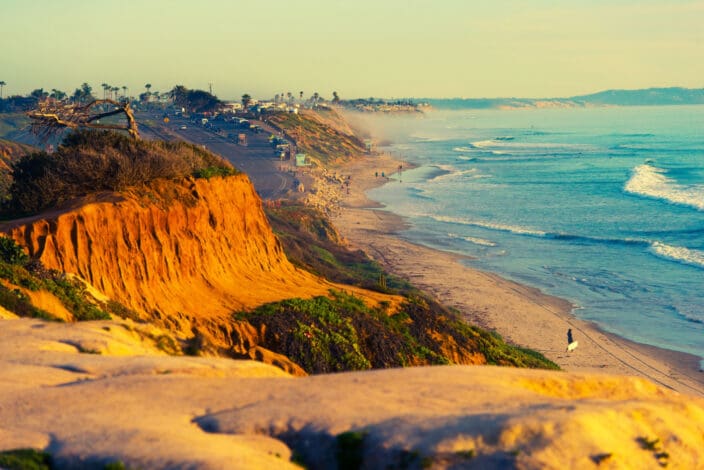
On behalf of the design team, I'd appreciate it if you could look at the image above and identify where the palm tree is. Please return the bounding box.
[286,92,292,105]
[299,91,304,102]
[312,92,320,107]
[145,83,152,94]
[101,83,108,100]
[241,93,252,111]
[0,81,6,99]
[332,91,340,103]
[122,86,128,100]
[111,86,119,100]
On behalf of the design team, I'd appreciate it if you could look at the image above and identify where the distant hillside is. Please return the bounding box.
[427,87,704,109]
[572,87,704,106]
[268,108,366,164]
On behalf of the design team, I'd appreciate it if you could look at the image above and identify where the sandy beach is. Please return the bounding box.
[323,153,704,397]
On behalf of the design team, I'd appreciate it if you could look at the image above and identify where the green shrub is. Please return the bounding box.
[0,448,52,470]
[0,236,29,265]
[193,166,237,179]
[0,284,56,321]
[2,130,238,217]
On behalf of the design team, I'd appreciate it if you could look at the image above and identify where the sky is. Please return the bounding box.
[1,0,703,101]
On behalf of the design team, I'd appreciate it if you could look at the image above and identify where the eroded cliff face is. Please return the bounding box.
[2,175,350,331]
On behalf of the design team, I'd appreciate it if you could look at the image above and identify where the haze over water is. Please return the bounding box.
[366,106,704,361]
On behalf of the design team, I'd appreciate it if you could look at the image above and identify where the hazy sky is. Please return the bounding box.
[1,0,702,100]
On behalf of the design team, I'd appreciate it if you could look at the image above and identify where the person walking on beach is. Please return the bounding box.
[566,328,578,352]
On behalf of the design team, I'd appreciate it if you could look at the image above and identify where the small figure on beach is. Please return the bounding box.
[566,328,578,352]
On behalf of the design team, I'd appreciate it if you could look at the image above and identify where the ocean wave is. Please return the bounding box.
[470,140,591,151]
[447,233,497,247]
[456,156,478,162]
[425,166,491,183]
[425,214,653,247]
[452,146,475,152]
[427,214,547,237]
[624,164,704,211]
[649,242,704,269]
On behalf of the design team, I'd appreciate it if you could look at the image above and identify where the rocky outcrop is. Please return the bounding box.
[1,317,703,469]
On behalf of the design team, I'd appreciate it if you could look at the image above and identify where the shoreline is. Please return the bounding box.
[322,152,704,397]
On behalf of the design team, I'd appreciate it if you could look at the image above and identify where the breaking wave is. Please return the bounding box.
[649,242,704,269]
[624,164,704,211]
[447,233,497,247]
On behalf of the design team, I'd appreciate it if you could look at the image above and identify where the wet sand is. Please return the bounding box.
[328,153,704,397]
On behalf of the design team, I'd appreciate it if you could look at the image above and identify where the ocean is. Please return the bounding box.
[364,105,704,363]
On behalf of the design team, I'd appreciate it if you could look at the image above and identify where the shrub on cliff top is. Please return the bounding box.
[2,130,237,217]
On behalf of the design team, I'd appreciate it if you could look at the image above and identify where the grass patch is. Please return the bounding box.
[0,448,52,470]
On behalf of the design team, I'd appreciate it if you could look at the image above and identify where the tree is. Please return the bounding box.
[299,91,304,101]
[332,91,340,103]
[101,83,109,100]
[122,86,128,99]
[72,83,94,104]
[312,92,320,107]
[241,93,252,111]
[50,89,67,101]
[145,83,152,96]
[30,89,48,100]
[169,85,187,104]
[0,81,5,99]
[286,92,292,105]
[27,98,140,140]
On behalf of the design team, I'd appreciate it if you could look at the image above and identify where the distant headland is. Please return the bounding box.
[424,87,704,110]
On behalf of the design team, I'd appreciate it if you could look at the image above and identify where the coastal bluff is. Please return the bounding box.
[0,173,395,369]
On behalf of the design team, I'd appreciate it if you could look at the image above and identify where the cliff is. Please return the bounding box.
[268,108,366,164]
[0,174,396,360]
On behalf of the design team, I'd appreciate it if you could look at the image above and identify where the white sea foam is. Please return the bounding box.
[624,164,704,211]
[428,214,546,237]
[452,146,475,152]
[470,140,591,151]
[470,140,497,149]
[425,164,491,183]
[650,242,704,269]
[447,233,497,247]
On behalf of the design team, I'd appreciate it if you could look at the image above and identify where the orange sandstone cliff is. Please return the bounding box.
[1,174,394,347]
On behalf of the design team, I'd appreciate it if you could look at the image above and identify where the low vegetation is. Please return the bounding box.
[1,130,237,217]
[235,290,557,374]
[266,202,411,293]
[0,448,52,470]
[268,111,365,164]
[0,235,134,322]
[249,204,559,373]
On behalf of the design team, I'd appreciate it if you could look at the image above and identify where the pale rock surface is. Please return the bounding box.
[1,317,703,469]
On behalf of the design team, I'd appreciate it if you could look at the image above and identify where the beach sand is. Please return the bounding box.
[327,153,704,397]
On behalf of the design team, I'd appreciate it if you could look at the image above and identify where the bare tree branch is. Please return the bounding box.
[27,99,140,141]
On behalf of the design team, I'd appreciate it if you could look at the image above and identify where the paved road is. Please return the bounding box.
[137,111,300,200]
